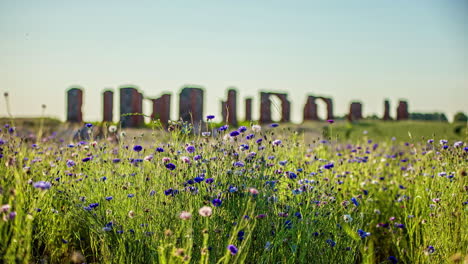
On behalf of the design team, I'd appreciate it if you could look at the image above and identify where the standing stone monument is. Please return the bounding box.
[67,87,83,123]
[259,92,291,123]
[103,90,113,122]
[302,95,334,122]
[348,102,363,121]
[151,93,171,127]
[397,100,409,120]
[245,98,252,121]
[120,87,144,128]
[179,87,204,126]
[221,89,238,126]
[383,100,391,120]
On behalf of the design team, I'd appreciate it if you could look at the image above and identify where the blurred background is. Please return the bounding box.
[1,0,467,123]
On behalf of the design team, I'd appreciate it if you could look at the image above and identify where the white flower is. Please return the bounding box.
[198,206,212,217]
[108,125,117,133]
[179,211,192,220]
[343,214,353,223]
[252,125,261,133]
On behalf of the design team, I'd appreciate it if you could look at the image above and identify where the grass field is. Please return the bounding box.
[0,120,467,263]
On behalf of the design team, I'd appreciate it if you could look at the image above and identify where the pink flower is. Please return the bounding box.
[179,211,192,220]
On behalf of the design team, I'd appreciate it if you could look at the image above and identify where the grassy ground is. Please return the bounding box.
[0,120,467,263]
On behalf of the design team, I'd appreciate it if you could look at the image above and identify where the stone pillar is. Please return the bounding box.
[303,96,319,121]
[259,92,272,124]
[179,87,204,125]
[67,88,83,123]
[225,89,237,126]
[103,90,113,122]
[383,100,391,120]
[221,101,227,123]
[120,87,143,128]
[396,100,409,120]
[348,102,363,121]
[151,93,171,127]
[325,98,334,120]
[278,94,291,122]
[245,98,252,121]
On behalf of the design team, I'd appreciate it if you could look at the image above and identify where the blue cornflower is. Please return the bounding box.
[156,147,164,152]
[206,115,215,120]
[288,172,297,179]
[165,163,176,170]
[186,145,195,153]
[112,158,121,163]
[351,197,359,206]
[227,245,238,255]
[388,256,398,264]
[89,203,99,208]
[127,194,135,198]
[230,130,240,137]
[164,189,173,196]
[237,230,245,241]
[212,199,222,207]
[205,178,214,184]
[246,134,255,140]
[270,123,279,127]
[218,125,229,131]
[238,126,247,133]
[256,138,263,144]
[86,123,93,128]
[82,157,91,162]
[33,181,52,190]
[357,229,371,238]
[323,163,334,169]
[133,145,143,152]
[105,196,113,201]
[326,239,336,247]
[194,176,204,183]
[66,160,76,167]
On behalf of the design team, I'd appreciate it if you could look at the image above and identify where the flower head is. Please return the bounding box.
[198,206,212,217]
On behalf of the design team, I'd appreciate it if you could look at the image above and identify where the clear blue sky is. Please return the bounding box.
[1,0,467,122]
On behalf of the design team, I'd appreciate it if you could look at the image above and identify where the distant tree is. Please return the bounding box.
[409,112,448,122]
[453,112,468,122]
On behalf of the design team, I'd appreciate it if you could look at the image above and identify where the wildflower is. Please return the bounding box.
[357,229,371,238]
[108,125,117,133]
[198,206,212,217]
[33,181,51,190]
[66,160,76,167]
[229,130,240,137]
[133,145,143,152]
[212,199,222,207]
[144,155,153,161]
[186,145,195,153]
[351,197,359,206]
[181,156,190,163]
[128,210,135,218]
[127,194,135,198]
[343,214,353,223]
[273,139,282,146]
[205,178,214,184]
[249,188,259,195]
[256,214,267,219]
[86,123,93,128]
[179,211,192,220]
[270,123,279,127]
[388,256,398,264]
[454,141,463,148]
[425,245,435,255]
[9,212,16,220]
[105,196,113,201]
[82,157,91,162]
[252,125,261,132]
[1,204,10,212]
[218,125,229,131]
[202,132,211,137]
[165,163,176,170]
[327,119,334,124]
[238,126,247,133]
[323,163,334,169]
[206,115,215,120]
[326,239,336,247]
[227,245,238,255]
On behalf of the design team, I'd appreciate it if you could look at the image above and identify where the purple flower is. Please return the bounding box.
[206,115,215,120]
[218,125,229,131]
[351,197,359,206]
[229,130,240,137]
[82,157,91,162]
[205,178,214,184]
[238,126,247,133]
[227,245,238,255]
[327,119,334,124]
[388,256,398,264]
[86,123,93,128]
[323,163,334,169]
[156,147,164,152]
[133,145,143,152]
[105,196,113,201]
[270,123,279,127]
[33,181,51,190]
[212,199,222,207]
[165,163,176,170]
[66,160,76,167]
[357,229,371,238]
[186,145,196,153]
